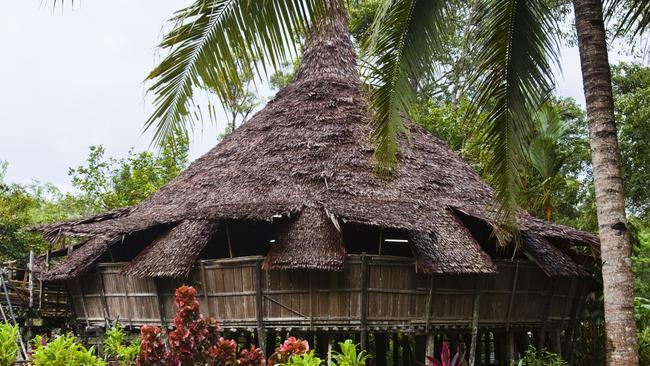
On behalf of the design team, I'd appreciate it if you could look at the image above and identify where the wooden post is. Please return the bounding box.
[507,330,515,364]
[425,275,434,333]
[225,221,234,258]
[153,278,167,329]
[27,250,34,309]
[538,280,556,349]
[391,333,399,366]
[425,333,435,364]
[98,271,111,327]
[360,253,369,351]
[199,261,210,317]
[75,278,91,327]
[505,261,520,330]
[254,260,266,354]
[469,292,481,366]
[327,337,334,366]
[402,333,412,366]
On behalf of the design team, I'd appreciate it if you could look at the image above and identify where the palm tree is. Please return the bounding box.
[527,104,570,223]
[75,0,641,363]
[573,0,639,363]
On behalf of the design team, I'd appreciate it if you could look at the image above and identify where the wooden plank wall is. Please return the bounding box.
[66,256,585,332]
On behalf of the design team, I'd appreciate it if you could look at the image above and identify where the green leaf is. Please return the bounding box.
[363,0,449,175]
[145,0,324,147]
[466,0,560,225]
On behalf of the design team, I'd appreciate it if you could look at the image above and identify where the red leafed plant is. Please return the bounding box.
[267,337,310,366]
[239,345,266,366]
[427,341,466,366]
[136,325,170,366]
[167,285,235,366]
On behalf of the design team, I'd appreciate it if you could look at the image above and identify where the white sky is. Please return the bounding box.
[0,1,631,191]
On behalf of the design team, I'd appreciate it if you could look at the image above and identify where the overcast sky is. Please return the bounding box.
[0,1,628,192]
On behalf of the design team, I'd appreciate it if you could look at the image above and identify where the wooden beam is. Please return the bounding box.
[538,279,557,349]
[153,278,167,329]
[469,291,481,366]
[505,261,520,329]
[360,253,369,351]
[199,261,210,317]
[98,271,111,327]
[425,274,434,334]
[254,259,266,354]
[425,333,435,364]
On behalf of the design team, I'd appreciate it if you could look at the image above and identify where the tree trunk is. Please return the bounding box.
[572,0,639,364]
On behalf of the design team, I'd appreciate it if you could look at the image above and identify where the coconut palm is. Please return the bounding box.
[57,0,641,363]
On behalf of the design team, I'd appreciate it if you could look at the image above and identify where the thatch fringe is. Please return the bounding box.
[264,206,346,271]
[521,232,591,277]
[121,220,220,278]
[43,234,122,281]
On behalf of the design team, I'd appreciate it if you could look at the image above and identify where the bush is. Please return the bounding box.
[32,334,105,366]
[331,340,370,366]
[104,324,140,366]
[515,346,566,366]
[0,322,19,366]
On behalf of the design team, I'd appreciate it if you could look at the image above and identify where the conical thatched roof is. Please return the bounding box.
[33,5,597,281]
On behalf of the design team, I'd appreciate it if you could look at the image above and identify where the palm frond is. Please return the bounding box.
[145,0,323,146]
[363,0,448,175]
[466,0,560,225]
[605,0,650,37]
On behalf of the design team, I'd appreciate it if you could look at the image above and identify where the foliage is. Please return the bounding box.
[238,346,265,366]
[136,326,170,366]
[70,135,189,212]
[363,0,448,175]
[0,322,18,366]
[268,337,310,366]
[426,341,465,366]
[277,351,322,366]
[167,285,229,365]
[32,334,105,366]
[465,0,560,225]
[331,340,370,366]
[612,62,650,225]
[104,324,140,366]
[514,346,566,366]
[144,0,323,147]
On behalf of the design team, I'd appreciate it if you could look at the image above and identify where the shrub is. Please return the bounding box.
[331,340,370,366]
[104,324,140,366]
[268,337,310,366]
[238,345,265,366]
[515,346,566,366]
[0,322,19,366]
[427,341,465,366]
[136,326,169,366]
[32,334,105,366]
[277,351,322,366]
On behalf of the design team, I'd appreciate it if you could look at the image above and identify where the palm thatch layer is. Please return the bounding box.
[31,6,597,281]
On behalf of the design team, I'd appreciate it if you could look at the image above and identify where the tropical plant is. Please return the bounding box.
[104,324,140,366]
[426,341,465,366]
[136,326,169,366]
[0,322,18,366]
[573,0,639,363]
[268,337,310,366]
[515,346,566,366]
[277,351,322,366]
[32,334,106,366]
[238,346,266,366]
[331,340,370,366]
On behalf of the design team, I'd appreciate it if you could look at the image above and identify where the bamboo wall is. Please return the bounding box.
[67,255,586,333]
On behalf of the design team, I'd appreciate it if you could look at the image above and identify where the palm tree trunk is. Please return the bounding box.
[573,0,639,364]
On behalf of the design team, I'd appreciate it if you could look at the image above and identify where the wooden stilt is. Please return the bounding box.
[360,253,369,351]
[508,330,515,364]
[254,260,266,354]
[426,333,435,364]
[402,333,412,366]
[469,292,481,366]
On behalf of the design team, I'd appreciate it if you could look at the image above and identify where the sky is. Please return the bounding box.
[0,1,629,192]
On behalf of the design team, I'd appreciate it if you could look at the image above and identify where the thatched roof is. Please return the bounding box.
[32,4,598,281]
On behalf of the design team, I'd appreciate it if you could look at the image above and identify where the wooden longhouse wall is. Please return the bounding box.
[66,255,585,333]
